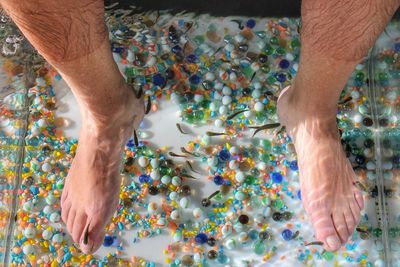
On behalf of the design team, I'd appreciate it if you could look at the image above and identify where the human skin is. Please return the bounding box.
[1,0,399,253]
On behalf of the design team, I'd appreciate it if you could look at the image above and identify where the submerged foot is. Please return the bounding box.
[60,82,144,253]
[277,86,364,251]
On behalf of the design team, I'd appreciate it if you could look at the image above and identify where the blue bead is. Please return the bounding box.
[172,45,182,53]
[218,150,231,161]
[297,190,302,200]
[271,172,283,183]
[246,19,256,29]
[279,59,290,69]
[152,73,166,87]
[186,54,198,63]
[213,175,224,185]
[195,233,208,244]
[139,174,150,183]
[395,42,400,52]
[189,74,201,84]
[289,160,298,171]
[282,229,293,241]
[355,155,365,165]
[393,155,400,165]
[103,235,114,247]
[276,73,287,83]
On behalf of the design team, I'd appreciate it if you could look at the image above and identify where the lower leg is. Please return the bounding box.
[1,0,144,253]
[278,0,400,251]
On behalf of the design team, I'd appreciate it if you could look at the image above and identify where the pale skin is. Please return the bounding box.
[1,0,399,254]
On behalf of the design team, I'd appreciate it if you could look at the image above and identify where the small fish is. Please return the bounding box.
[180,147,200,157]
[145,96,151,114]
[83,224,90,245]
[133,129,139,146]
[356,227,369,233]
[338,96,352,105]
[249,71,257,83]
[184,21,194,34]
[226,109,249,120]
[212,46,224,57]
[186,160,199,173]
[155,10,160,23]
[180,173,197,179]
[291,230,300,240]
[176,123,188,134]
[305,241,324,246]
[206,131,228,136]
[169,152,187,158]
[231,19,244,30]
[249,123,281,137]
[354,181,369,192]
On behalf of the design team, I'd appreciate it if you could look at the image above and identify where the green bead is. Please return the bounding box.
[290,38,301,49]
[270,37,279,46]
[378,72,388,82]
[263,44,274,55]
[250,168,260,177]
[267,75,277,84]
[275,47,286,55]
[260,140,272,151]
[322,251,335,261]
[244,175,256,185]
[355,72,365,81]
[389,228,396,238]
[253,240,267,255]
[271,199,284,209]
[373,228,382,237]
[255,112,267,123]
[260,65,270,73]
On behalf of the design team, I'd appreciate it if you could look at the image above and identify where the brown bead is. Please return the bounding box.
[238,214,249,224]
[207,250,218,259]
[220,184,230,195]
[181,255,194,266]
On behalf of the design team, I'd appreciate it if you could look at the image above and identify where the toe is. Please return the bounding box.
[72,212,87,244]
[80,216,107,254]
[349,201,361,226]
[332,212,349,244]
[61,201,72,224]
[67,209,76,235]
[343,207,356,237]
[310,210,342,251]
[354,191,364,210]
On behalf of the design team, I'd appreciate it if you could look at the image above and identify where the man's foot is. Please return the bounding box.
[277,86,364,251]
[60,82,144,253]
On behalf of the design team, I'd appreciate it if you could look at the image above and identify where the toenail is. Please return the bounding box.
[326,236,341,249]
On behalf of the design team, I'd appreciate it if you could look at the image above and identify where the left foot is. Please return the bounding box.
[60,82,144,253]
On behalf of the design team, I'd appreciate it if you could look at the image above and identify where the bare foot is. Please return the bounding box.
[277,86,364,252]
[60,82,144,253]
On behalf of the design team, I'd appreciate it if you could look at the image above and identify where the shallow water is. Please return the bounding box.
[0,7,399,267]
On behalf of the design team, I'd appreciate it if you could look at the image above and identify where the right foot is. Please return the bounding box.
[277,86,364,251]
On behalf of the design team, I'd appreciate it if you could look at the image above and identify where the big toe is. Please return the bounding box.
[310,210,342,251]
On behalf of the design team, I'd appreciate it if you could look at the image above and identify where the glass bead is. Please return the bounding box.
[246,19,256,28]
[207,250,218,260]
[195,233,208,244]
[281,229,293,241]
[207,237,216,246]
[213,175,224,185]
[181,255,194,266]
[253,240,267,255]
[148,186,159,195]
[238,214,250,224]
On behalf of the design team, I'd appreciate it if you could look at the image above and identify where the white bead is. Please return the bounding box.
[385,90,397,101]
[210,102,219,111]
[172,176,182,186]
[138,156,148,167]
[229,146,239,155]
[366,161,376,170]
[169,191,178,200]
[157,218,167,227]
[24,227,36,238]
[251,89,261,99]
[180,197,190,208]
[43,205,53,215]
[45,194,56,205]
[42,229,53,240]
[235,172,245,183]
[161,175,171,184]
[225,43,235,52]
[219,105,228,115]
[254,102,264,112]
[49,212,61,223]
[52,233,63,243]
[193,208,203,219]
[150,159,159,168]
[23,244,35,255]
[23,202,33,212]
[194,94,204,103]
[222,95,232,105]
[148,202,158,213]
[229,72,237,82]
[207,156,218,167]
[225,239,236,250]
[150,170,160,180]
[215,119,224,128]
[229,160,239,170]
[41,162,51,172]
[214,81,223,90]
[170,210,180,220]
[222,86,232,96]
[351,90,360,100]
[257,162,267,170]
[285,53,294,61]
[234,34,245,43]
[353,114,362,123]
[205,72,216,81]
[244,110,253,118]
[250,62,260,72]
